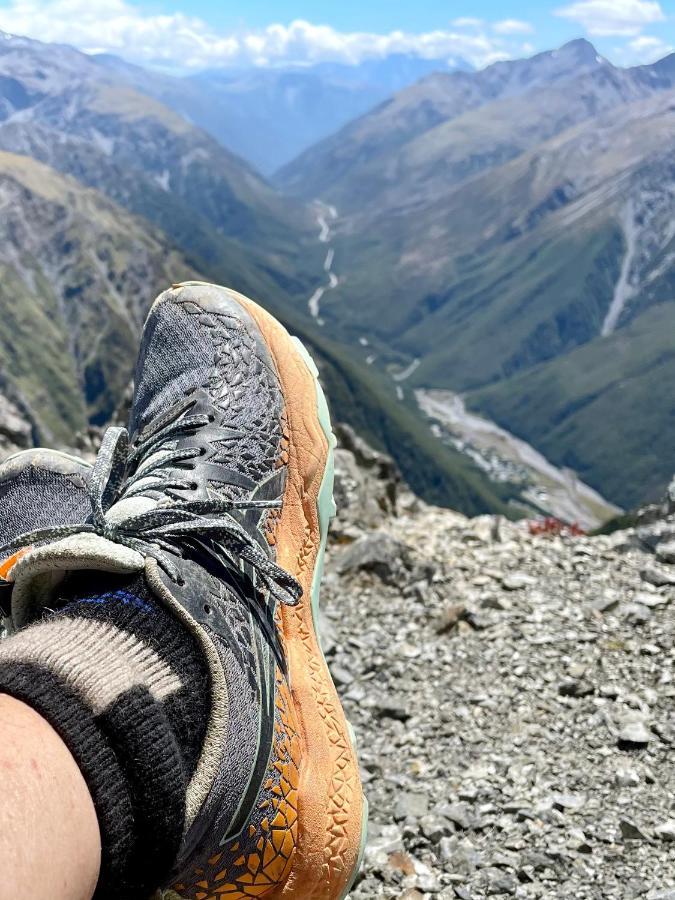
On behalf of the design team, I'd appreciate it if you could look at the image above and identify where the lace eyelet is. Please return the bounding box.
[175,575,185,587]
[203,603,213,615]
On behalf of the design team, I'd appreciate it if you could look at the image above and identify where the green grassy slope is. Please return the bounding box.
[409,220,623,390]
[468,302,675,508]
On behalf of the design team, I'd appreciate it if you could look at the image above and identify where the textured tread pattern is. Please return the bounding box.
[292,566,360,893]
[169,669,301,900]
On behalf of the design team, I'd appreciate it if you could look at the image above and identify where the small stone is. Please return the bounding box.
[656,541,675,564]
[520,850,556,871]
[415,865,441,893]
[386,849,416,876]
[420,814,451,843]
[483,867,517,895]
[591,594,620,613]
[329,664,353,686]
[453,888,473,900]
[442,839,482,874]
[558,678,594,698]
[617,719,651,748]
[364,823,403,866]
[615,768,640,787]
[437,802,473,830]
[634,591,669,608]
[335,532,412,583]
[641,565,675,587]
[482,594,512,610]
[655,820,675,841]
[373,696,411,722]
[437,604,468,633]
[502,573,536,591]
[551,792,586,812]
[623,603,651,625]
[619,818,650,841]
[599,683,620,699]
[439,836,456,865]
[394,792,429,821]
[567,827,592,852]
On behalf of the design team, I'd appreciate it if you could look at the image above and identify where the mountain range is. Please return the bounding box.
[277,38,675,509]
[94,51,471,174]
[0,30,511,515]
[1,30,674,514]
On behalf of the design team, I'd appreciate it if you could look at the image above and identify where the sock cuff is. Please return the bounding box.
[0,610,184,713]
[0,576,210,899]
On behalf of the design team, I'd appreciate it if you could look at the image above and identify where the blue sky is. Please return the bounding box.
[0,0,672,70]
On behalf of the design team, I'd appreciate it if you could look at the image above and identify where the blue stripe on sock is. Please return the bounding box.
[61,590,153,614]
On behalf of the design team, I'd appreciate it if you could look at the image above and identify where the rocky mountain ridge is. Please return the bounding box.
[95,51,471,175]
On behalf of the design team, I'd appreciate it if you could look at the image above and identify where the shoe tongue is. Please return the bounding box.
[106,494,160,522]
[7,532,145,631]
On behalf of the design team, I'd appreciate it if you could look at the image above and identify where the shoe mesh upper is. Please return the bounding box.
[0,461,91,550]
[130,292,285,503]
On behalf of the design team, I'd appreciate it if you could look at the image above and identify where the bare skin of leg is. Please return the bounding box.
[0,694,101,900]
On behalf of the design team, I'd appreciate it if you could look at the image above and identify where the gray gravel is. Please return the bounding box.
[328,429,675,899]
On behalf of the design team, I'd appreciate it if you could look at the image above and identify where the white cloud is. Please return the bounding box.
[451,17,484,28]
[0,0,240,67]
[617,34,674,63]
[554,0,665,37]
[493,19,535,35]
[0,1,521,70]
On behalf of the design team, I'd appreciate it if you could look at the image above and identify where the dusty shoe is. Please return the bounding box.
[1,282,366,899]
[0,449,91,592]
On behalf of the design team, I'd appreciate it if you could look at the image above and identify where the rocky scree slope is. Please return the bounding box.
[326,427,675,899]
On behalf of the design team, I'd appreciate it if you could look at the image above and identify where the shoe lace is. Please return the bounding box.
[0,425,302,607]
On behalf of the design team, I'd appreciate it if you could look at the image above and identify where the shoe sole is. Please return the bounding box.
[179,282,367,900]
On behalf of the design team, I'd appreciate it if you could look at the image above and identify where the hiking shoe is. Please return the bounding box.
[3,282,366,899]
[0,449,91,592]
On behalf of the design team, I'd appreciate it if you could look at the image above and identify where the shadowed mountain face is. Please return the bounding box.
[276,40,675,509]
[0,150,196,444]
